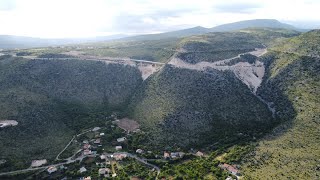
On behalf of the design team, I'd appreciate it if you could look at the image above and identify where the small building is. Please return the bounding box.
[136,149,143,154]
[84,149,92,155]
[196,151,204,157]
[84,177,91,180]
[83,143,91,150]
[115,146,122,151]
[100,154,106,160]
[219,164,240,176]
[47,166,57,174]
[83,140,89,144]
[113,153,127,160]
[92,127,101,131]
[79,167,87,173]
[117,137,126,143]
[94,138,101,144]
[163,152,170,159]
[98,168,111,175]
[100,133,105,136]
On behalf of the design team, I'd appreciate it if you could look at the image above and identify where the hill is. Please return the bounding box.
[0,35,128,49]
[0,56,142,171]
[241,30,320,179]
[127,64,274,149]
[210,19,299,32]
[123,26,210,41]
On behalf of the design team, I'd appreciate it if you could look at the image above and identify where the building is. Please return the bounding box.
[115,146,122,150]
[94,138,101,144]
[100,133,105,136]
[83,143,91,150]
[47,166,57,174]
[92,127,101,131]
[113,153,127,160]
[117,137,126,142]
[83,149,92,155]
[136,149,143,154]
[100,154,106,160]
[196,151,204,157]
[79,167,87,173]
[219,164,240,176]
[163,152,170,159]
[98,168,111,175]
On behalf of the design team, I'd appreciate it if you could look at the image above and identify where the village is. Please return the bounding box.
[7,115,241,180]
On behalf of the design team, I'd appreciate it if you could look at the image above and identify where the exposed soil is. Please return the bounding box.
[115,118,140,132]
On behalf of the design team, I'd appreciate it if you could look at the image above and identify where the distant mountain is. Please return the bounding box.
[123,19,304,41]
[0,19,307,49]
[210,19,299,32]
[0,34,129,49]
[123,26,210,41]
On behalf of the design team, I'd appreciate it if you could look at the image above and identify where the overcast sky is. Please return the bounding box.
[0,0,319,38]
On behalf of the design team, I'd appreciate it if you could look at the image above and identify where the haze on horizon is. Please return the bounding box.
[0,0,319,38]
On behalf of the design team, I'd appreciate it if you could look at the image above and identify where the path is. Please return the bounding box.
[0,157,82,177]
[124,152,161,179]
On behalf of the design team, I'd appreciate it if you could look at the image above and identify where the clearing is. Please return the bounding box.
[115,118,140,132]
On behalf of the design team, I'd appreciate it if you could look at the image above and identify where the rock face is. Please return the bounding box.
[169,48,267,94]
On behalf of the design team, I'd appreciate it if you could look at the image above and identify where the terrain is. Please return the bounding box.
[0,20,318,179]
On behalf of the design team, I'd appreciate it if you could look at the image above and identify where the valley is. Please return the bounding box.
[0,23,319,179]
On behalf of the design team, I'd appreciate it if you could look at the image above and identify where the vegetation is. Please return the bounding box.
[0,56,142,171]
[241,30,320,179]
[128,65,274,149]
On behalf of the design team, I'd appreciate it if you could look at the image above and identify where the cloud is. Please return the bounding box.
[0,0,16,11]
[213,2,262,14]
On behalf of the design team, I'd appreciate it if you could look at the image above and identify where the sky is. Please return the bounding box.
[0,0,319,38]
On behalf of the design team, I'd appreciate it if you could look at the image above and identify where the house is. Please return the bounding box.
[196,151,204,157]
[79,167,87,173]
[98,168,111,175]
[163,152,170,159]
[47,166,57,174]
[115,146,122,150]
[83,143,91,150]
[100,154,106,160]
[113,153,127,160]
[117,137,126,142]
[83,149,92,155]
[219,164,240,176]
[92,127,101,131]
[94,138,101,144]
[136,149,143,154]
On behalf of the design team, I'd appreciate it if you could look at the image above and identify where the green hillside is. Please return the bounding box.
[242,30,320,179]
[128,65,274,149]
[0,56,142,171]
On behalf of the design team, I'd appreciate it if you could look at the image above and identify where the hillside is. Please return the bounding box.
[127,65,274,149]
[241,30,320,179]
[0,56,142,171]
[175,29,300,64]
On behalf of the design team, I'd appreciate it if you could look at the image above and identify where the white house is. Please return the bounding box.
[117,137,126,142]
[47,166,57,174]
[115,146,122,150]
